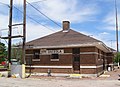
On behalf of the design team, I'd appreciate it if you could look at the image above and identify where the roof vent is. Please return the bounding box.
[62,21,70,32]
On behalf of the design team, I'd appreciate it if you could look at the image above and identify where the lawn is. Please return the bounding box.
[0,66,4,68]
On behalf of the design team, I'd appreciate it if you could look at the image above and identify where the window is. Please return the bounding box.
[33,50,40,61]
[74,55,80,62]
[51,54,59,61]
[98,49,101,60]
[73,48,80,54]
[34,52,39,59]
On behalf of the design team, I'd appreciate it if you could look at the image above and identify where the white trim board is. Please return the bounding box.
[26,65,103,69]
[80,65,103,69]
[26,66,72,69]
[26,52,99,55]
[80,52,98,55]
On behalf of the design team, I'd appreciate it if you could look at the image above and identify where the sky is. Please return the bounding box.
[0,0,120,50]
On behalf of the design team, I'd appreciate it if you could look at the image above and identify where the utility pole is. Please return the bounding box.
[115,0,119,69]
[8,0,13,65]
[7,0,13,77]
[108,40,116,48]
[7,0,26,65]
[22,0,26,64]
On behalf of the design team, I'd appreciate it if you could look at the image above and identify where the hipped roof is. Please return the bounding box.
[26,29,111,52]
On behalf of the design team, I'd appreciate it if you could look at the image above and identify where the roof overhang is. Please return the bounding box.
[26,42,111,52]
[95,42,111,52]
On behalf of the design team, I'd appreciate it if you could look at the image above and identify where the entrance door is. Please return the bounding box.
[72,48,80,73]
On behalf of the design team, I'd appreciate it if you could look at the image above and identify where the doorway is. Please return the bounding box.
[72,48,80,73]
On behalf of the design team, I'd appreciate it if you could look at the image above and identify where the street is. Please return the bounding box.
[0,77,120,87]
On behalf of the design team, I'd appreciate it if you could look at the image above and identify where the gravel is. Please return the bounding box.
[0,68,120,87]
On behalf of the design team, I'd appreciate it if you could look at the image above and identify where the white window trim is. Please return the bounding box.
[32,59,40,61]
[50,59,59,61]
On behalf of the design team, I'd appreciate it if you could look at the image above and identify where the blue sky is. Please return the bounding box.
[0,0,120,50]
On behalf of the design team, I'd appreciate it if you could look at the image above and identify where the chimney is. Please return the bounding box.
[63,21,70,31]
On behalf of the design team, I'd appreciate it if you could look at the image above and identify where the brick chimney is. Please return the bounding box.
[63,21,70,31]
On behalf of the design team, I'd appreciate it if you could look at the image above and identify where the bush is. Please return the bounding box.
[114,52,120,63]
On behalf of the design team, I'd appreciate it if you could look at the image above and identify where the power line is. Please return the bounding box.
[26,1,62,28]
[0,2,10,7]
[30,0,47,4]
[0,27,18,31]
[0,1,55,32]
[4,39,8,44]
[13,6,55,32]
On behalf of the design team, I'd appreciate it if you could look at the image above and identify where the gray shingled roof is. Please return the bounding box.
[26,29,101,47]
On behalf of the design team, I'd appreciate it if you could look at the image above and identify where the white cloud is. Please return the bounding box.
[103,14,115,25]
[0,0,99,24]
[32,0,99,23]
[0,14,9,29]
[0,11,56,43]
[0,0,44,5]
[26,22,60,42]
[102,11,120,31]
[77,30,117,49]
[0,0,9,5]
[93,32,118,49]
[100,32,109,35]
[102,26,116,31]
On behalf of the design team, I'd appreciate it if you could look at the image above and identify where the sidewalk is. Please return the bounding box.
[28,68,120,80]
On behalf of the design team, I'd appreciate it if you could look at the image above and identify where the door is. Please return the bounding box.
[72,48,80,73]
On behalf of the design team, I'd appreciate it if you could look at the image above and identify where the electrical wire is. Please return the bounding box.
[13,6,55,32]
[0,2,10,7]
[26,1,62,28]
[0,27,18,31]
[30,0,48,4]
[0,1,55,32]
[4,39,8,44]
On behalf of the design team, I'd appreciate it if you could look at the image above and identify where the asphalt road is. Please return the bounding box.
[0,77,120,87]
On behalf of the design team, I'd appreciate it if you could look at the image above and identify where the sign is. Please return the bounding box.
[40,49,64,54]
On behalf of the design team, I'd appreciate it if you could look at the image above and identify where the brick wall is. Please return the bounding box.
[25,46,111,75]
[26,67,72,73]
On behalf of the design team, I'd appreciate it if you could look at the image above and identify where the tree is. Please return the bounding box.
[0,42,7,63]
[11,44,22,64]
[114,52,120,63]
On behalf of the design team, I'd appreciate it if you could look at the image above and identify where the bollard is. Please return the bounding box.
[47,69,51,76]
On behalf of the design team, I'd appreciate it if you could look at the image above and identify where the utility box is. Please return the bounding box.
[11,64,25,78]
[107,65,112,71]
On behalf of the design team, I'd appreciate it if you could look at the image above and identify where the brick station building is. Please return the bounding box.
[25,21,114,77]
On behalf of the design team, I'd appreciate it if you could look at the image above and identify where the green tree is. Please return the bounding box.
[11,44,22,64]
[0,42,7,63]
[114,52,120,63]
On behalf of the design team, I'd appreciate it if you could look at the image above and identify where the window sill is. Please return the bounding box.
[32,59,40,61]
[51,59,59,61]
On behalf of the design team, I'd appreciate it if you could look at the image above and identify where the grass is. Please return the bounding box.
[0,66,4,68]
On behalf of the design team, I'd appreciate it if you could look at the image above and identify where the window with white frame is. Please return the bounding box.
[51,54,59,61]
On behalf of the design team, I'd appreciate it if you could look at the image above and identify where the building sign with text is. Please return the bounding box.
[40,49,64,54]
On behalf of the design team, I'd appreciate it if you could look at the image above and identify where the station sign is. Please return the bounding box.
[40,49,64,54]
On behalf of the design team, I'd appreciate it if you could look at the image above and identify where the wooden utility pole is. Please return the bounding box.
[7,0,26,78]
[8,0,13,64]
[115,0,119,69]
[22,0,26,64]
